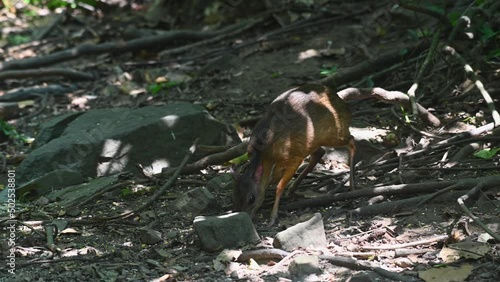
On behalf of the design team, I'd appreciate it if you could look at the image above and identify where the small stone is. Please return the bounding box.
[138,228,163,245]
[193,212,260,252]
[345,243,359,252]
[289,255,321,276]
[206,173,234,194]
[172,187,220,215]
[395,257,414,268]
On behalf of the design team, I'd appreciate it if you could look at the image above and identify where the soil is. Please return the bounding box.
[1,1,499,282]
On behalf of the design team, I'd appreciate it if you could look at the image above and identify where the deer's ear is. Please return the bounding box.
[253,163,263,182]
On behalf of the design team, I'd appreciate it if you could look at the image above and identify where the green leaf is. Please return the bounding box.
[320,66,338,76]
[479,24,497,41]
[270,72,281,78]
[0,119,29,142]
[8,35,31,46]
[474,148,500,159]
[229,152,248,165]
[487,48,500,60]
[121,188,133,197]
[148,83,163,94]
[163,81,179,89]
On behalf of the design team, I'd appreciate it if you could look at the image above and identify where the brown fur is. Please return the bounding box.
[233,84,355,225]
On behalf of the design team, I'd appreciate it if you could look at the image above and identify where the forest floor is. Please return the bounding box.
[1,1,499,281]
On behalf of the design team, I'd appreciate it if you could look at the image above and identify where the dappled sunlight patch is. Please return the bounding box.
[97,139,132,176]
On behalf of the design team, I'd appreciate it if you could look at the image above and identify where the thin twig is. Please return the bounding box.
[457,183,500,242]
[361,235,448,250]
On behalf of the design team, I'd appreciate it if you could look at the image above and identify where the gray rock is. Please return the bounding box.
[17,103,239,186]
[31,112,83,149]
[350,271,383,282]
[289,255,322,276]
[172,187,220,215]
[14,169,85,199]
[45,175,120,207]
[139,228,163,245]
[193,212,260,252]
[273,213,327,251]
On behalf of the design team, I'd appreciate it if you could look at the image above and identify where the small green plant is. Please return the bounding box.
[148,81,179,95]
[400,106,411,124]
[24,0,98,10]
[0,120,29,142]
[270,72,281,78]
[8,35,31,46]
[462,116,476,124]
[228,152,248,165]
[320,66,338,76]
[121,187,133,197]
[474,148,500,159]
[478,23,498,42]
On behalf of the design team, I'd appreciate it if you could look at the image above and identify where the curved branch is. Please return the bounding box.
[338,87,441,126]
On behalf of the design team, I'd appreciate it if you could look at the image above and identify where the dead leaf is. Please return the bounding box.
[213,249,242,271]
[477,233,494,243]
[439,241,490,263]
[419,263,473,282]
[248,258,260,270]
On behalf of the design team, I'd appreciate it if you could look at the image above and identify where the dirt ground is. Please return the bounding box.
[1,1,499,281]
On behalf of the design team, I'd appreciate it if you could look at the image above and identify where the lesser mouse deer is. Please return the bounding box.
[233,84,355,226]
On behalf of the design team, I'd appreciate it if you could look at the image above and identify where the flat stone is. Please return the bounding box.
[139,228,163,245]
[273,213,327,251]
[193,212,260,252]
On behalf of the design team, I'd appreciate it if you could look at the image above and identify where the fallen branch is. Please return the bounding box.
[395,248,434,257]
[348,176,499,217]
[338,87,441,126]
[238,248,289,262]
[319,255,414,282]
[363,135,500,171]
[0,85,78,102]
[285,176,500,213]
[158,142,247,178]
[79,138,199,223]
[240,248,414,281]
[0,22,248,72]
[159,18,264,59]
[348,192,454,217]
[457,181,500,242]
[443,45,500,126]
[361,235,448,250]
[0,68,94,81]
[286,180,452,211]
[117,138,199,219]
